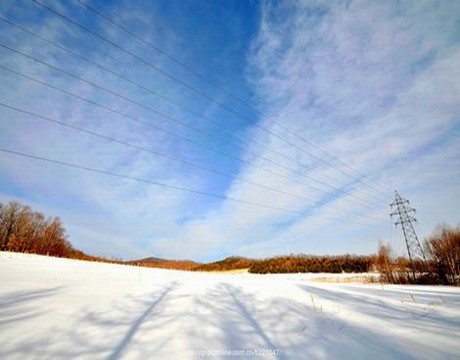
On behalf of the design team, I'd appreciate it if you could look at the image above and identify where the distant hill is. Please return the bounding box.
[130,257,168,263]
[126,257,201,271]
[126,256,255,272]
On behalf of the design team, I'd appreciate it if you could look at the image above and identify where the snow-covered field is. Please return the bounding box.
[1,252,459,359]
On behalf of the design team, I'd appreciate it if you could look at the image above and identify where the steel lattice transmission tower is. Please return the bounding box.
[390,190,426,262]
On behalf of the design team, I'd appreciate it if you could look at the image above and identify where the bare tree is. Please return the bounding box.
[425,224,460,285]
[376,242,397,283]
[0,201,23,250]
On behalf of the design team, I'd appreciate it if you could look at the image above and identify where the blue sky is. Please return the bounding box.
[0,0,459,261]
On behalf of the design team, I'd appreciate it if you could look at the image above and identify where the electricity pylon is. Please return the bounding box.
[390,191,426,268]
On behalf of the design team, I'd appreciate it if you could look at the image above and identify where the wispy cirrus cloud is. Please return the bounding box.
[0,0,217,258]
[0,0,458,260]
[171,0,460,260]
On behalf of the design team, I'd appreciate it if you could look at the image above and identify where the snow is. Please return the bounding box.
[1,252,459,359]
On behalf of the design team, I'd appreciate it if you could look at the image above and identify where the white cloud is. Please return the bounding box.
[0,0,207,259]
[1,0,458,260]
[172,0,460,259]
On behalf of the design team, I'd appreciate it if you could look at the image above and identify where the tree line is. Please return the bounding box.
[0,201,74,257]
[248,254,373,274]
[1,200,458,285]
[191,255,373,273]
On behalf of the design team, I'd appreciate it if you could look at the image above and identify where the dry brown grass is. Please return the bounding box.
[209,268,250,274]
[311,275,378,284]
[128,260,201,271]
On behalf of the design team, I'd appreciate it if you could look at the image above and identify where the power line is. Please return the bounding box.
[33,0,391,198]
[28,1,387,203]
[75,0,393,196]
[0,147,383,226]
[0,40,322,193]
[0,103,315,204]
[0,63,247,167]
[0,147,294,213]
[75,0,251,107]
[0,47,384,210]
[0,15,334,188]
[0,102,386,222]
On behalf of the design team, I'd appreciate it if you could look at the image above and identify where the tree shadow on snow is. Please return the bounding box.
[0,286,63,326]
[192,282,423,360]
[107,282,177,360]
[0,282,179,359]
[0,286,65,358]
[68,281,179,359]
[296,284,459,359]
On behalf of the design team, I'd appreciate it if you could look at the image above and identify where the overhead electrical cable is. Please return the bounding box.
[75,0,393,196]
[0,148,384,226]
[0,63,385,218]
[0,148,296,213]
[0,46,384,210]
[0,16,330,184]
[0,102,386,222]
[33,0,391,198]
[0,103,321,204]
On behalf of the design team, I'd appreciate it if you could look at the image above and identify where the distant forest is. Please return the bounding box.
[1,201,458,285]
[194,255,373,274]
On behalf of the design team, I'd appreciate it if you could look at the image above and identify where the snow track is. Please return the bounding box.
[1,252,459,359]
